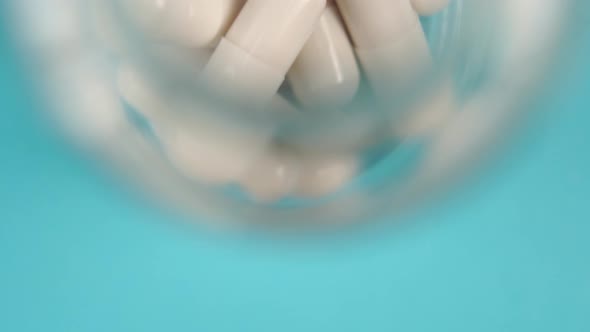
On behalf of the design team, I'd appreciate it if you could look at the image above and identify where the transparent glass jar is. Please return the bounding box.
[7,0,571,225]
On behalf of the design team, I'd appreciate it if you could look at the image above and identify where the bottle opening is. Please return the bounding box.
[7,0,570,225]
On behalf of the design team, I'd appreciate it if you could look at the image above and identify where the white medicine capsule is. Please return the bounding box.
[237,97,301,202]
[240,147,359,201]
[287,1,360,109]
[117,63,275,184]
[411,0,451,16]
[240,149,301,202]
[335,0,432,99]
[296,153,358,197]
[201,0,327,109]
[158,117,274,184]
[48,55,127,147]
[121,0,245,48]
[392,79,455,137]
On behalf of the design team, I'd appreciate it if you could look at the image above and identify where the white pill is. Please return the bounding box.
[354,24,432,100]
[241,147,359,201]
[336,0,419,49]
[47,55,127,147]
[122,0,245,48]
[392,80,455,137]
[240,149,300,202]
[238,96,298,202]
[336,0,432,99]
[287,2,360,109]
[296,153,358,197]
[117,63,274,184]
[411,0,451,16]
[237,96,299,202]
[201,0,326,108]
[159,117,274,184]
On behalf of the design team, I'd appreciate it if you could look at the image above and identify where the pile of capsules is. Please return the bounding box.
[95,0,452,202]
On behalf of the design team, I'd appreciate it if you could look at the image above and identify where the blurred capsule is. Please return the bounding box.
[160,118,274,184]
[202,0,326,109]
[336,0,419,49]
[117,63,275,184]
[296,153,358,197]
[48,55,127,147]
[240,149,300,202]
[385,78,455,139]
[122,0,245,48]
[287,2,360,109]
[337,0,432,99]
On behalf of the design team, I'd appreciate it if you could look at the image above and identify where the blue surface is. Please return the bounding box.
[1,8,589,332]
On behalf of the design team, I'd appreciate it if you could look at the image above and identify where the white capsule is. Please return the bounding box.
[336,0,458,142]
[122,0,245,48]
[336,0,419,49]
[336,0,432,98]
[242,148,360,200]
[392,80,455,137]
[287,3,360,109]
[296,153,358,197]
[116,47,212,111]
[117,63,274,184]
[200,38,287,109]
[240,149,300,202]
[236,96,298,202]
[201,0,326,109]
[159,117,274,184]
[411,0,451,16]
[47,55,127,147]
[355,24,432,100]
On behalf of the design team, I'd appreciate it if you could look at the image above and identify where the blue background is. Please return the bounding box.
[1,6,589,332]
